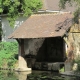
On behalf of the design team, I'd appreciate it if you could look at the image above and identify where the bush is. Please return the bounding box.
[0,42,18,68]
[74,56,80,72]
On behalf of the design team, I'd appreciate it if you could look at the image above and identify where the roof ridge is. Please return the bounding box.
[31,12,72,16]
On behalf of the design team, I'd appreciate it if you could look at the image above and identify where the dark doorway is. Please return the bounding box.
[36,37,65,62]
[46,37,64,62]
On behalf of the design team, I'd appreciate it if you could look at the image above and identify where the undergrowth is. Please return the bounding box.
[0,42,18,68]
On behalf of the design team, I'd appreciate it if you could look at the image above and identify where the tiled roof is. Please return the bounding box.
[8,13,73,39]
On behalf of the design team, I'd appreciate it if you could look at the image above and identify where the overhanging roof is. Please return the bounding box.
[8,13,73,39]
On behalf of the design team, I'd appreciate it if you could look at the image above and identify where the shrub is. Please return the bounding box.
[73,56,80,72]
[0,42,18,68]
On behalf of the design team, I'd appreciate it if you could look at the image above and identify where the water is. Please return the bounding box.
[0,70,80,80]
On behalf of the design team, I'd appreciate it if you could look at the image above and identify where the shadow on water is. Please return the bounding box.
[0,70,80,80]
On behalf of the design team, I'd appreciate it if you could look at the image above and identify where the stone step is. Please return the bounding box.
[33,62,64,71]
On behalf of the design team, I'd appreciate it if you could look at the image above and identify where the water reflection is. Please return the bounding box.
[17,71,31,80]
[0,70,80,80]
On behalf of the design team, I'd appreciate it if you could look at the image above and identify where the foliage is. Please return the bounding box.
[0,71,18,80]
[0,0,42,27]
[59,67,64,72]
[74,56,80,72]
[59,0,72,9]
[59,0,80,23]
[74,8,80,23]
[0,42,18,68]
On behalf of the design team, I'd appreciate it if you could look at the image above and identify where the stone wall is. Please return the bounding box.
[1,15,27,41]
[64,22,80,62]
[24,38,44,56]
[70,22,80,59]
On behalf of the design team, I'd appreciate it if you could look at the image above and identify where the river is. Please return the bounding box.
[0,70,80,80]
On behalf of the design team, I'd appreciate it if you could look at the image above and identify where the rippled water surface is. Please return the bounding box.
[0,70,80,80]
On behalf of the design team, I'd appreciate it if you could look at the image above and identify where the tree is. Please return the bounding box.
[59,0,80,23]
[0,0,42,27]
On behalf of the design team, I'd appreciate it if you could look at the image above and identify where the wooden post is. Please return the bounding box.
[16,39,31,72]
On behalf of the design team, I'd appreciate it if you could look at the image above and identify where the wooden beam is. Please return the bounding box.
[16,39,21,44]
[21,39,25,57]
[16,39,25,57]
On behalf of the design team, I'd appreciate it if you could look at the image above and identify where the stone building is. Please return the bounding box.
[8,13,73,71]
[8,0,80,71]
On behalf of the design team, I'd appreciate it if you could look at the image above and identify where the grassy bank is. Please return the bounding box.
[0,42,18,68]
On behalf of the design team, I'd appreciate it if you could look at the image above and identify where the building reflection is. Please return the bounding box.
[15,71,31,80]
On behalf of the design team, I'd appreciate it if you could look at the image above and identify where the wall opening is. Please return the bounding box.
[36,37,66,62]
[25,37,67,70]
